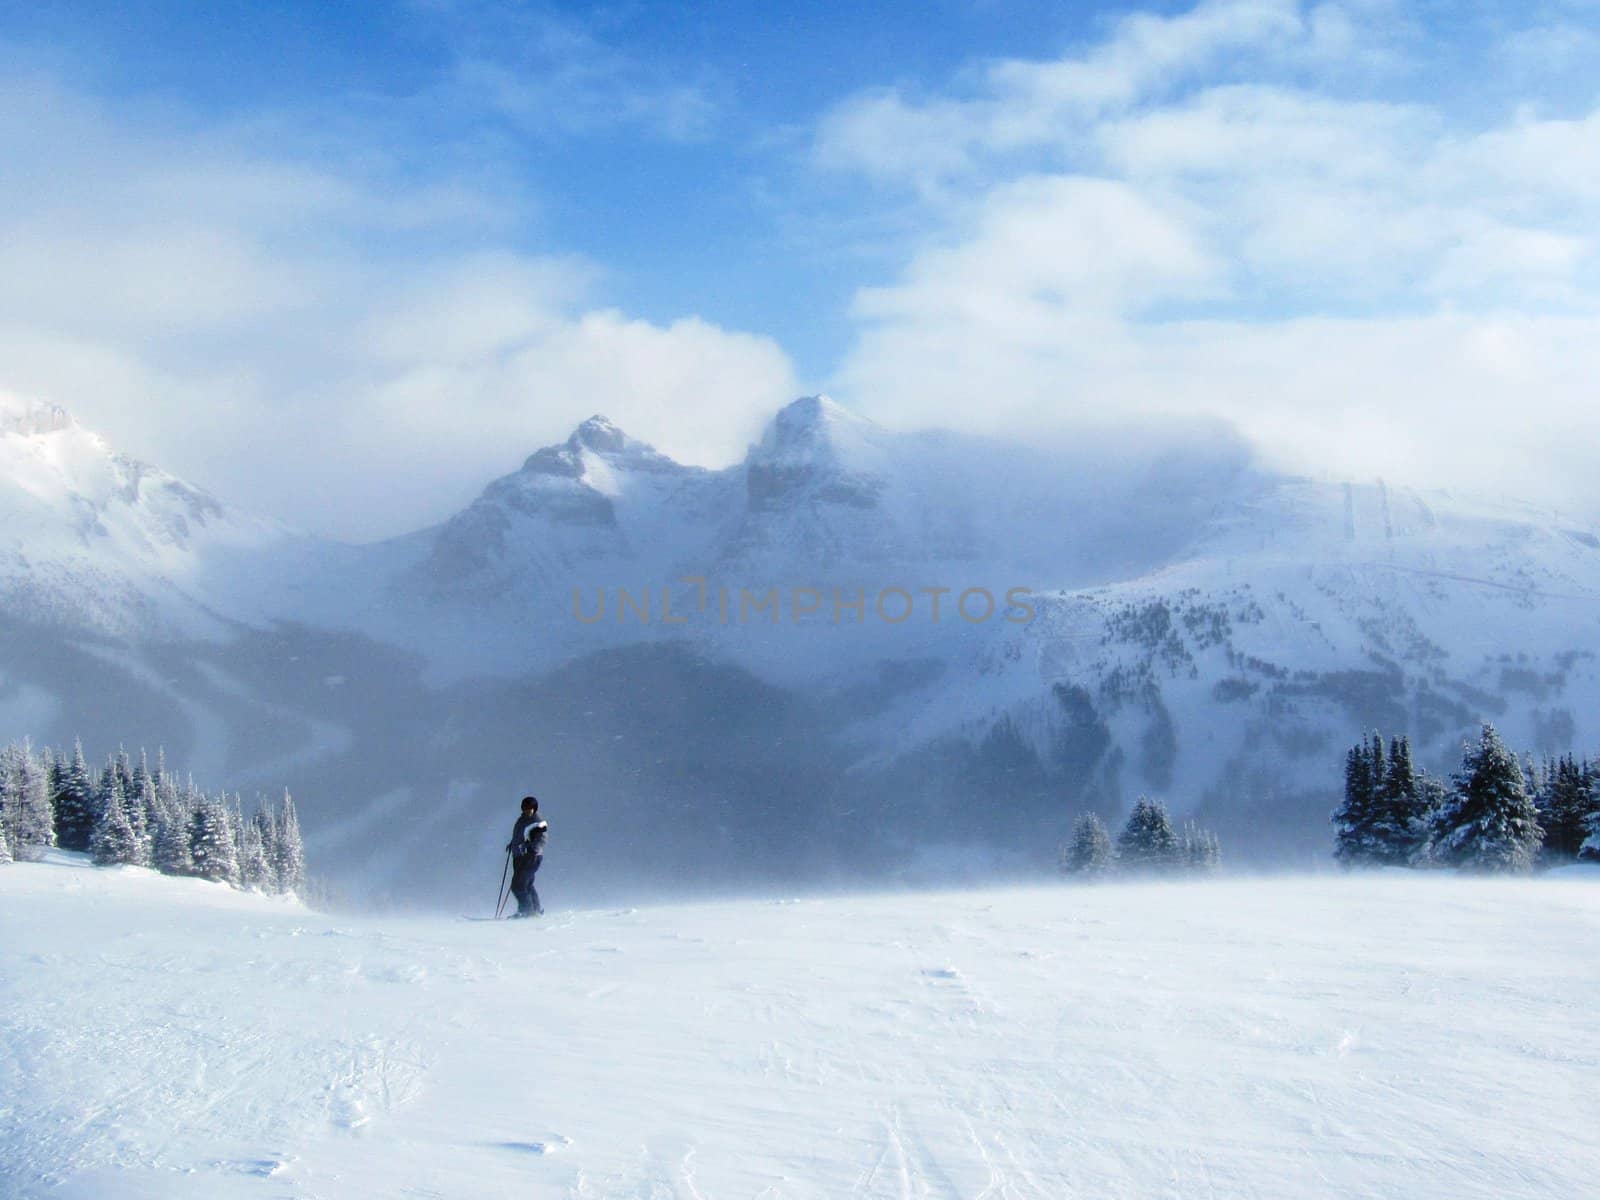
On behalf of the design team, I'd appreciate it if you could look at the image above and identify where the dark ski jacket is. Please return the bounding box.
[508,815,548,864]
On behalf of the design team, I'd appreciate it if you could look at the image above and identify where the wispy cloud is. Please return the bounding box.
[411,0,721,141]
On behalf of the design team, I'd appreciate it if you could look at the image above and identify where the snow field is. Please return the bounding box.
[3,854,1599,1198]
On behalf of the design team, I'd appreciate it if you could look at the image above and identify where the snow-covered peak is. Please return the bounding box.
[518,416,687,482]
[770,393,861,434]
[0,398,289,637]
[571,414,627,453]
[0,392,75,437]
[415,413,731,596]
[745,395,890,514]
[758,395,878,461]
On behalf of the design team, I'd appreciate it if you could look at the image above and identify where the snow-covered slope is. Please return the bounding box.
[0,392,296,638]
[4,853,1599,1199]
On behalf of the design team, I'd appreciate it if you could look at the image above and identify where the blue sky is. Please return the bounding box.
[1,0,1136,370]
[1,1,1598,535]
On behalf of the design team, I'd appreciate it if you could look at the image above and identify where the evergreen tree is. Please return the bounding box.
[1,741,56,860]
[1378,736,1426,862]
[1522,754,1545,805]
[1182,821,1222,871]
[188,800,240,885]
[1369,733,1387,803]
[1060,812,1112,878]
[1408,772,1451,866]
[1116,797,1181,872]
[272,791,306,896]
[238,802,271,890]
[154,774,187,870]
[108,750,150,861]
[41,745,62,836]
[90,773,142,866]
[53,740,99,851]
[1572,760,1600,862]
[1334,732,1423,866]
[1333,738,1381,866]
[135,759,162,848]
[113,748,134,805]
[1537,756,1593,862]
[151,786,195,876]
[1433,724,1543,873]
[254,804,281,893]
[0,804,13,865]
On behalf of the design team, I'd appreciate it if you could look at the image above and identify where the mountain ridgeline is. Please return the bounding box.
[1,391,1597,906]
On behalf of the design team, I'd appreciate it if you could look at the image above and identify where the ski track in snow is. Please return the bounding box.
[4,854,1600,1199]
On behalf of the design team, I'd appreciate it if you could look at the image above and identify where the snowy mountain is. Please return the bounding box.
[1,392,1598,899]
[414,414,737,601]
[370,396,1260,677]
[6,850,1600,1198]
[0,392,294,639]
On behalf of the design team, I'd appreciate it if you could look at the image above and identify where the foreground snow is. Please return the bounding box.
[3,856,1598,1199]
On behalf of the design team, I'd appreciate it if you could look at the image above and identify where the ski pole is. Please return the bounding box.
[493,849,512,919]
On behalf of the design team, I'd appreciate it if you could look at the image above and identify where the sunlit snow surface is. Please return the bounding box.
[3,853,1598,1199]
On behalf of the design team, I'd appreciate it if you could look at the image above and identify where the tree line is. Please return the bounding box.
[1060,798,1222,879]
[1333,723,1599,872]
[0,738,306,895]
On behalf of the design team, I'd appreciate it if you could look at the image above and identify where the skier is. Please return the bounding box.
[506,796,548,918]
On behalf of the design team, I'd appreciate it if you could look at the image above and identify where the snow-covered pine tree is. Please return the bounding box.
[1537,756,1593,862]
[2,740,56,860]
[237,802,271,890]
[253,804,281,893]
[272,791,306,896]
[0,808,12,864]
[151,784,195,876]
[113,748,133,805]
[1332,738,1380,866]
[1368,733,1387,804]
[1522,754,1545,806]
[1060,812,1112,878]
[1,744,26,847]
[1433,724,1544,873]
[41,745,61,834]
[91,772,142,866]
[1408,772,1450,866]
[1182,821,1222,871]
[187,799,239,885]
[236,819,268,896]
[1582,767,1600,862]
[53,739,99,851]
[1116,797,1181,872]
[108,751,150,862]
[158,769,184,835]
[133,748,153,805]
[1378,736,1426,863]
[20,743,56,859]
[135,756,163,847]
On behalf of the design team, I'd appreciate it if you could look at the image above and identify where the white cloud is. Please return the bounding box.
[853,176,1218,325]
[812,0,1378,193]
[821,1,1600,517]
[0,71,795,540]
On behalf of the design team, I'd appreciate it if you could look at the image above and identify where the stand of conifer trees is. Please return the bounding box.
[1060,799,1222,879]
[1333,723,1598,873]
[0,738,306,895]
